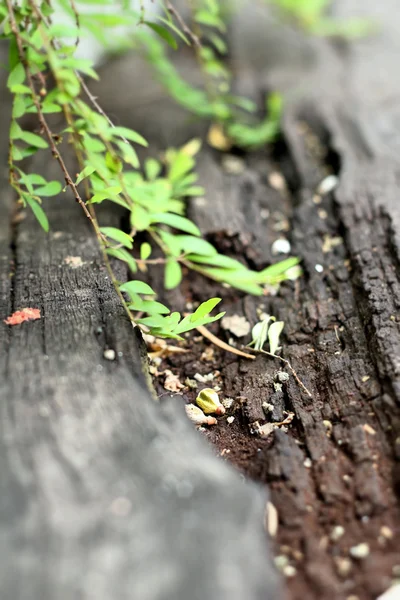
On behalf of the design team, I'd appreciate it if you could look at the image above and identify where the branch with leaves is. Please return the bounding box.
[2,0,301,340]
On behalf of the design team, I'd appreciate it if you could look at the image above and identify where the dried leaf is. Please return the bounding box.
[221,314,251,338]
[163,369,184,392]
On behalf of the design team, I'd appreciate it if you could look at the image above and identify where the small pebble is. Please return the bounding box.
[263,402,274,414]
[334,557,352,577]
[221,155,245,174]
[349,543,370,559]
[303,458,312,468]
[315,264,324,273]
[276,371,289,382]
[283,565,297,578]
[271,238,291,255]
[227,416,235,424]
[268,171,287,192]
[274,555,289,570]
[330,525,345,542]
[380,526,394,540]
[317,174,338,196]
[265,502,279,537]
[103,349,116,361]
[222,397,234,410]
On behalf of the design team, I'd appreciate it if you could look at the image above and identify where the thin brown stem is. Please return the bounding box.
[6,0,102,236]
[247,347,313,398]
[196,324,256,360]
[165,0,201,50]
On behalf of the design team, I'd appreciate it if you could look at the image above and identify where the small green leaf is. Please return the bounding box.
[268,321,284,355]
[249,317,274,351]
[158,230,181,257]
[145,158,162,181]
[140,242,152,260]
[130,205,151,231]
[176,235,216,256]
[34,181,62,196]
[190,298,221,322]
[117,140,140,168]
[106,247,137,273]
[100,227,133,249]
[105,151,122,173]
[90,186,122,204]
[111,126,148,147]
[144,21,178,50]
[164,259,182,290]
[120,280,156,297]
[76,165,96,185]
[19,131,48,149]
[12,96,27,119]
[168,152,195,183]
[151,213,201,236]
[26,196,49,232]
[128,299,170,315]
[7,63,25,88]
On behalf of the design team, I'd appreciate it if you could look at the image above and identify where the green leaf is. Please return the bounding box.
[22,174,47,185]
[157,16,190,45]
[106,247,137,273]
[151,213,201,236]
[268,321,284,355]
[90,186,122,204]
[158,230,181,257]
[130,205,151,231]
[145,158,162,181]
[8,37,19,71]
[26,196,49,232]
[168,152,195,183]
[128,299,170,315]
[144,21,178,50]
[12,96,27,119]
[173,309,225,335]
[185,253,247,270]
[76,165,96,185]
[34,181,62,196]
[111,126,148,147]
[190,298,221,322]
[8,84,32,94]
[164,259,182,290]
[7,63,25,89]
[249,317,274,351]
[101,227,133,249]
[19,131,48,149]
[176,235,216,256]
[140,242,152,260]
[120,280,156,297]
[105,151,122,173]
[117,140,140,168]
[136,314,167,328]
[255,257,300,283]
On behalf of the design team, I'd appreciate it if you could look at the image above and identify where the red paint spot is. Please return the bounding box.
[4,308,41,325]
